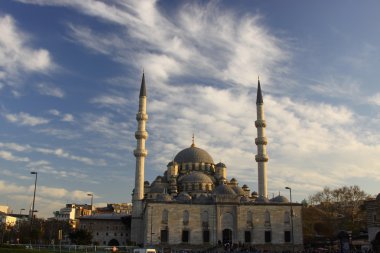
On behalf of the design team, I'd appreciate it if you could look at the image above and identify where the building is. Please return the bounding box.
[130,74,303,251]
[96,203,132,215]
[365,193,380,242]
[0,211,17,228]
[79,213,131,246]
[56,204,92,228]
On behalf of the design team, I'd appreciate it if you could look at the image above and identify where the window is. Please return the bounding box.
[245,231,251,243]
[284,211,290,224]
[106,232,109,236]
[162,209,168,224]
[96,232,99,236]
[183,210,189,225]
[284,231,291,242]
[265,231,271,243]
[203,230,210,243]
[182,230,189,243]
[264,210,271,225]
[161,230,168,243]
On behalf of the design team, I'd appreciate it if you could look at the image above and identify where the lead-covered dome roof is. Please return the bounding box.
[180,171,213,184]
[213,184,236,196]
[174,144,214,164]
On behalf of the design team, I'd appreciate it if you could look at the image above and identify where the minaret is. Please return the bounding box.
[131,73,148,245]
[255,78,268,198]
[133,72,148,201]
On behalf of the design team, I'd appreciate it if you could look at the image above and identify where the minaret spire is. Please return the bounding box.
[255,78,268,198]
[133,73,148,201]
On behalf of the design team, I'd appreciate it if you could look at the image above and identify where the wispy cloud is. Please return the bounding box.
[4,112,49,126]
[0,150,30,162]
[0,14,53,87]
[37,83,65,98]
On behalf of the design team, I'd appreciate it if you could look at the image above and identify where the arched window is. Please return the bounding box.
[264,210,271,225]
[162,209,168,224]
[284,211,290,224]
[201,210,208,227]
[247,210,253,227]
[183,210,189,225]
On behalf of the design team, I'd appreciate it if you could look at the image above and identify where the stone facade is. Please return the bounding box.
[79,213,131,246]
[365,194,380,242]
[142,202,302,251]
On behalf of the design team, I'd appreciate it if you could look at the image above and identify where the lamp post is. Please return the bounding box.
[87,193,93,214]
[30,171,37,244]
[285,186,294,253]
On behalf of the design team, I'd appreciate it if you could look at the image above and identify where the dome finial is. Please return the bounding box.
[191,133,195,147]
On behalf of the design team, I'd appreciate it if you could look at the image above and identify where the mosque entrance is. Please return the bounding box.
[222,229,232,245]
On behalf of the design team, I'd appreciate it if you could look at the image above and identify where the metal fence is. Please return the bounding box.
[4,244,137,253]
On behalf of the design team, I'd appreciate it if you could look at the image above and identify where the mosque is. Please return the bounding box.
[130,74,303,251]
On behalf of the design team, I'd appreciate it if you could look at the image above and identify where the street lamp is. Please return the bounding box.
[285,186,294,253]
[30,172,38,222]
[30,171,37,244]
[87,193,93,214]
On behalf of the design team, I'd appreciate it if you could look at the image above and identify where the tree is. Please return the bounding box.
[69,229,92,245]
[307,185,370,236]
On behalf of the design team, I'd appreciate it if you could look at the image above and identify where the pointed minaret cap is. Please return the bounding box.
[139,72,147,97]
[256,77,263,105]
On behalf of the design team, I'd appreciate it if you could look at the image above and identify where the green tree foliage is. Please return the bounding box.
[68,229,92,245]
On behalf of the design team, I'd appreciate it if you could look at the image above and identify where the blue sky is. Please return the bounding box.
[1,0,380,218]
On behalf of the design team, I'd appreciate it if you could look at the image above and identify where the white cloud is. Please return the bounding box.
[368,93,380,106]
[0,14,53,86]
[90,95,128,107]
[62,113,74,122]
[37,83,65,98]
[4,112,49,126]
[0,150,29,162]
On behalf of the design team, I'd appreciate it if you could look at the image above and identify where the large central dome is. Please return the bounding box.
[174,145,214,164]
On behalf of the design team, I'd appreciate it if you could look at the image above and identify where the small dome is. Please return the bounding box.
[376,193,380,201]
[177,192,192,202]
[255,196,270,203]
[144,181,150,186]
[193,194,212,204]
[213,184,237,196]
[174,145,214,164]
[271,195,289,203]
[231,186,246,196]
[155,176,163,183]
[216,162,226,168]
[242,184,249,190]
[150,182,166,194]
[251,191,258,197]
[180,171,213,184]
[240,196,250,203]
[157,194,172,202]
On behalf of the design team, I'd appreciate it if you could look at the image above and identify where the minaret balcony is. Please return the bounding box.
[134,149,148,157]
[136,113,148,121]
[255,137,268,145]
[255,154,268,162]
[255,120,266,128]
[135,130,148,139]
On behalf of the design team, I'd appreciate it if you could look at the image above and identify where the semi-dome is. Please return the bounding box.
[180,171,213,184]
[255,196,270,203]
[271,195,289,203]
[231,186,246,196]
[174,145,214,164]
[213,184,237,196]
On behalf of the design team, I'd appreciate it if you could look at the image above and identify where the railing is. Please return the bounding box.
[1,244,138,253]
